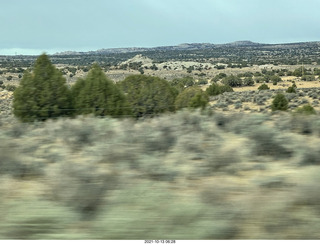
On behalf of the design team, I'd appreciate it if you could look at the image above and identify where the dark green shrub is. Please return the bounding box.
[198,79,208,85]
[221,75,242,87]
[270,75,282,83]
[243,77,254,86]
[286,86,296,93]
[271,93,288,111]
[175,87,208,110]
[13,54,73,122]
[293,67,307,77]
[295,104,316,115]
[301,75,315,81]
[170,76,195,92]
[258,84,270,90]
[206,83,233,96]
[118,75,177,117]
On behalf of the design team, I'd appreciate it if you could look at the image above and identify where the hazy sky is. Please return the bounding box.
[1,0,320,55]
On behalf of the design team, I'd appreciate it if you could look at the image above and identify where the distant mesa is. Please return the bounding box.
[53,40,319,56]
[224,40,263,46]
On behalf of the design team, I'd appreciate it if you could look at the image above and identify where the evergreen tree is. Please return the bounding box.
[72,63,131,117]
[221,75,242,87]
[117,75,177,117]
[271,93,288,111]
[206,83,233,96]
[13,53,72,122]
[175,87,209,110]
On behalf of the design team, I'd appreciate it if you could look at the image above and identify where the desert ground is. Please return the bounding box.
[0,53,320,239]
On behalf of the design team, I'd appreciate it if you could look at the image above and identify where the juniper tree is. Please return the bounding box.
[117,75,177,117]
[13,53,72,122]
[271,93,288,111]
[72,63,131,117]
[175,87,209,110]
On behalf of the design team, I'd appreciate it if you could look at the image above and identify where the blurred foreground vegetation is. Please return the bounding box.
[1,110,320,239]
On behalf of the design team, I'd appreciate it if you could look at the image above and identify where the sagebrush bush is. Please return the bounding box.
[0,198,79,239]
[46,162,118,219]
[2,110,320,239]
[248,125,293,158]
[137,123,177,153]
[0,145,44,178]
[295,145,320,166]
[91,183,239,239]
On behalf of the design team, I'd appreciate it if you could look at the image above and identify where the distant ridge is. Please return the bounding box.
[54,40,319,55]
[223,40,263,46]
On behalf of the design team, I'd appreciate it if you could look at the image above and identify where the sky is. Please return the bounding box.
[1,0,320,55]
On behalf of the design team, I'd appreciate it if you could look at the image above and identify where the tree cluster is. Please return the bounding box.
[13,54,210,122]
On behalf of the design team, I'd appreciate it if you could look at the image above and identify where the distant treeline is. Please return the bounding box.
[2,42,320,69]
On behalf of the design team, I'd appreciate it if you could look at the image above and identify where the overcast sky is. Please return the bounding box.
[1,0,320,55]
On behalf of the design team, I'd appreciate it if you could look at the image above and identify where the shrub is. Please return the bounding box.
[206,83,233,96]
[0,198,79,239]
[198,79,208,85]
[46,162,118,219]
[0,145,44,178]
[270,75,282,83]
[296,145,320,166]
[118,75,177,117]
[301,75,315,81]
[293,67,307,77]
[92,183,239,239]
[294,104,316,115]
[221,75,242,87]
[286,86,296,93]
[72,64,131,117]
[13,54,73,122]
[258,84,270,90]
[248,125,293,158]
[175,87,209,110]
[271,93,288,111]
[170,76,195,92]
[243,77,254,86]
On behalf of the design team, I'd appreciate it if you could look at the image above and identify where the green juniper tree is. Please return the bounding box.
[117,75,177,118]
[206,83,233,96]
[175,87,209,110]
[271,93,288,111]
[72,63,131,117]
[13,53,72,122]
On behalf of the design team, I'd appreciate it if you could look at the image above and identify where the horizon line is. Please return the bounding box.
[1,40,319,56]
